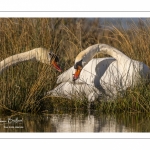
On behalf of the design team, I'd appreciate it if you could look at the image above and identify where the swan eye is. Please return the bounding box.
[49,52,59,62]
[74,64,78,69]
[54,56,59,62]
[74,59,83,69]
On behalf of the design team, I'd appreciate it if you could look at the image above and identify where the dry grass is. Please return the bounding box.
[1,18,150,114]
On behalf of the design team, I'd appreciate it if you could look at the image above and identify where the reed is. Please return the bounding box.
[1,18,150,114]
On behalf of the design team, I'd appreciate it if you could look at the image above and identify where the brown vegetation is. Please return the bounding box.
[0,18,150,114]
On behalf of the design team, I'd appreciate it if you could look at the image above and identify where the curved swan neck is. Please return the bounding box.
[75,44,99,66]
[98,44,130,62]
[76,44,131,67]
[0,48,42,73]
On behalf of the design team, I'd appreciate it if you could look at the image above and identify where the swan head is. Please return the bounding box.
[73,44,100,81]
[35,48,62,72]
[73,51,88,81]
[49,52,62,72]
[72,49,89,81]
[73,59,83,81]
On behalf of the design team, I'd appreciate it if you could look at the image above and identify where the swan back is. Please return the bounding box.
[57,58,116,84]
[47,82,101,102]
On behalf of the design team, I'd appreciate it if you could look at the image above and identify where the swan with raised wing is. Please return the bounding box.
[0,47,62,73]
[48,44,150,101]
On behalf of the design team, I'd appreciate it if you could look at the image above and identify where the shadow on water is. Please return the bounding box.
[0,111,150,132]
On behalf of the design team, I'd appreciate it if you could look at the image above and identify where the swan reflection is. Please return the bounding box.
[1,113,148,132]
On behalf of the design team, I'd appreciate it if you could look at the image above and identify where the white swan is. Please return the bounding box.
[0,47,62,73]
[47,81,102,102]
[48,44,150,101]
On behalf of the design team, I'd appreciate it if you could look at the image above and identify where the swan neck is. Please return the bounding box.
[0,49,36,73]
[98,44,130,62]
[80,44,130,67]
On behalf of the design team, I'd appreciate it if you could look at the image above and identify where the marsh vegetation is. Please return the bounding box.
[1,18,150,114]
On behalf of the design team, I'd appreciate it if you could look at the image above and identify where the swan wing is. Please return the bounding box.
[56,66,74,84]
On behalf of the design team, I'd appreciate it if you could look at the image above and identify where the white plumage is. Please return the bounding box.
[0,47,61,73]
[48,44,150,101]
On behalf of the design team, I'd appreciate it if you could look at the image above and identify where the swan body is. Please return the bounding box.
[48,81,102,102]
[0,47,61,73]
[48,44,150,100]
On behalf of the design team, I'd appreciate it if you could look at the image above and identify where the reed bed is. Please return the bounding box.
[1,18,150,114]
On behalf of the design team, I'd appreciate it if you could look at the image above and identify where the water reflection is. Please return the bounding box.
[0,112,149,132]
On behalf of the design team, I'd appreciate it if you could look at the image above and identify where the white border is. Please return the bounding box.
[0,12,150,18]
[0,133,149,139]
[0,1,149,149]
[0,0,149,12]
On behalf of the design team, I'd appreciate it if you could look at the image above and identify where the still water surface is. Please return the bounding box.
[0,112,149,132]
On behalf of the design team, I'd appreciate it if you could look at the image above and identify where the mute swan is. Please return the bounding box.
[47,81,102,102]
[48,44,150,101]
[0,47,62,73]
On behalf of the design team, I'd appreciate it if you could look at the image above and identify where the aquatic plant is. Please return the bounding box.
[1,18,150,113]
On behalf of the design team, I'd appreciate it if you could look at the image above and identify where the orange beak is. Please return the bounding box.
[52,61,62,72]
[73,67,82,81]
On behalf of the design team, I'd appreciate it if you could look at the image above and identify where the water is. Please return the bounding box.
[0,112,149,132]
